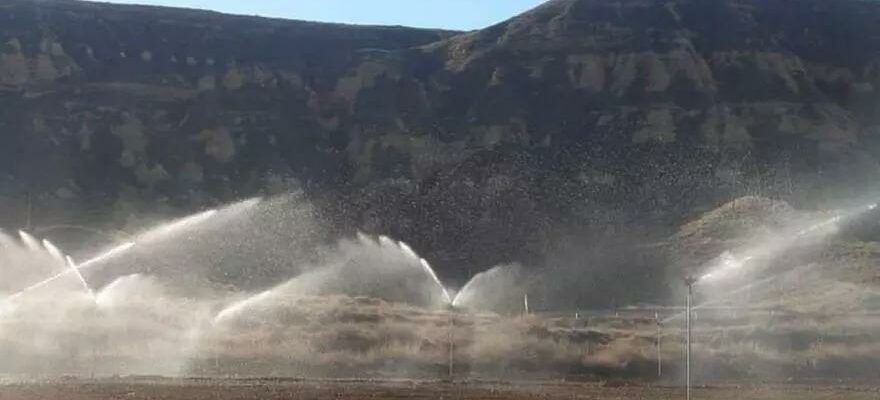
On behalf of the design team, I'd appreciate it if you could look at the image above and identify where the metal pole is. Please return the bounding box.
[656,312,662,378]
[25,191,32,230]
[448,305,454,379]
[686,279,694,400]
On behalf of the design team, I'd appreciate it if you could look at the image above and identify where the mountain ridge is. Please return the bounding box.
[2,0,880,296]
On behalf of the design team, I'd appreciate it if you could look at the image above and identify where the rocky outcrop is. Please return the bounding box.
[3,0,880,291]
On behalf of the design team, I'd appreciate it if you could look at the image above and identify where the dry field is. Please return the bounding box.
[1,379,878,400]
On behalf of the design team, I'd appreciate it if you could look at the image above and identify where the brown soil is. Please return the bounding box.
[1,379,878,400]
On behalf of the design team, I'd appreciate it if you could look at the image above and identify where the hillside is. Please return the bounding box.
[2,0,880,291]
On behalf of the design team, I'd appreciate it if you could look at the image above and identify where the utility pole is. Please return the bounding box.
[684,276,696,400]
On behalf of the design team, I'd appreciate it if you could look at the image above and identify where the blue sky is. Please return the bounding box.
[101,0,549,30]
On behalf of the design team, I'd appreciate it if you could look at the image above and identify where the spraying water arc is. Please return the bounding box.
[213,289,276,324]
[449,264,525,313]
[17,231,41,252]
[2,199,264,301]
[451,279,478,308]
[661,202,878,326]
[66,255,95,299]
[137,209,219,244]
[9,241,137,299]
[397,241,419,260]
[41,239,67,262]
[419,258,452,304]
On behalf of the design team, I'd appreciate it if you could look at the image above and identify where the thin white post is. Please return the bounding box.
[686,279,694,400]
[684,276,696,400]
[656,312,662,378]
[448,305,454,379]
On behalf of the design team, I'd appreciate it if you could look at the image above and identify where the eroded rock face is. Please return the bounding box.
[0,35,79,85]
[2,0,880,292]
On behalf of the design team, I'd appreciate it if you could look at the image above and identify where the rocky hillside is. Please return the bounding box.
[3,0,880,290]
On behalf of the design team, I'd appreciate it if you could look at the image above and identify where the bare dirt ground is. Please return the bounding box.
[1,379,878,400]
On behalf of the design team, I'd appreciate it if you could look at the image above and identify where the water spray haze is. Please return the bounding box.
[451,264,526,313]
[451,281,475,308]
[6,192,877,381]
[227,197,263,213]
[696,201,879,288]
[355,232,373,244]
[665,199,880,328]
[95,275,131,306]
[797,215,842,237]
[388,236,452,303]
[0,230,16,249]
[699,252,752,283]
[212,232,457,326]
[378,235,396,249]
